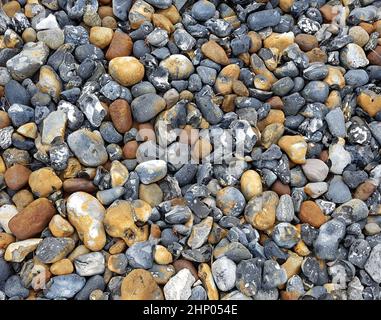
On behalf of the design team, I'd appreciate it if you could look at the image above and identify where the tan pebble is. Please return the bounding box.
[109,57,145,86]
[324,66,345,89]
[0,232,15,249]
[131,199,151,224]
[357,90,381,117]
[28,167,62,197]
[50,259,74,275]
[263,32,294,53]
[16,123,37,139]
[349,26,370,47]
[37,65,62,102]
[4,238,42,262]
[294,240,311,257]
[139,183,163,207]
[232,80,249,96]
[245,191,279,231]
[121,269,164,300]
[261,123,285,149]
[102,16,118,29]
[201,40,230,65]
[247,31,262,53]
[154,245,173,265]
[198,263,219,300]
[109,239,127,255]
[326,90,342,109]
[110,160,129,188]
[278,135,307,164]
[89,26,113,49]
[63,158,82,179]
[152,14,174,33]
[67,245,90,261]
[3,1,21,17]
[104,200,148,247]
[157,5,181,24]
[11,189,33,211]
[257,109,285,131]
[282,252,303,280]
[306,47,327,63]
[22,27,37,43]
[49,215,75,238]
[240,170,262,200]
[354,180,377,201]
[98,6,114,19]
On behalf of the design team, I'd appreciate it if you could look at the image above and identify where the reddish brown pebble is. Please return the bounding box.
[123,140,139,159]
[271,180,291,195]
[105,31,133,60]
[299,201,326,228]
[4,164,32,191]
[266,96,284,110]
[63,178,97,193]
[8,198,56,240]
[295,34,319,52]
[109,99,133,133]
[367,46,381,66]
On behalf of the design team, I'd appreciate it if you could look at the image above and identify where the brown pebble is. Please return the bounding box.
[63,178,97,193]
[8,198,56,240]
[354,181,377,201]
[123,140,139,159]
[105,31,133,60]
[4,164,32,191]
[102,16,118,29]
[367,46,381,66]
[306,48,328,63]
[137,123,156,141]
[98,6,114,19]
[266,96,284,110]
[295,34,318,52]
[109,99,133,134]
[172,259,199,281]
[360,22,375,34]
[271,180,291,195]
[299,201,326,228]
[0,111,10,129]
[248,31,262,53]
[320,4,337,22]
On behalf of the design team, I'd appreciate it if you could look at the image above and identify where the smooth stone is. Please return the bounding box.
[301,159,329,182]
[164,268,195,300]
[212,256,236,292]
[67,129,108,167]
[326,176,352,204]
[44,274,86,299]
[135,160,167,184]
[325,108,346,138]
[364,244,381,284]
[74,252,105,276]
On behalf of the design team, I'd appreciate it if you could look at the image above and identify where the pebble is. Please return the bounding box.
[8,198,55,240]
[278,135,307,164]
[28,167,62,197]
[211,256,236,292]
[121,269,163,300]
[164,268,195,300]
[44,274,86,299]
[299,201,326,228]
[109,57,145,87]
[135,160,167,184]
[216,187,246,217]
[326,175,352,204]
[67,129,108,167]
[364,244,381,284]
[74,252,105,277]
[4,238,42,263]
[36,237,75,264]
[131,93,166,122]
[66,192,106,251]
